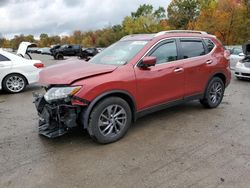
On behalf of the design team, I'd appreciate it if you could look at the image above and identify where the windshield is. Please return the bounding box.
[89,40,148,65]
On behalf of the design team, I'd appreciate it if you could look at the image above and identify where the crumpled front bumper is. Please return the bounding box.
[33,93,81,138]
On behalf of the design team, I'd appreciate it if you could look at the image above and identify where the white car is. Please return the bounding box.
[229,47,244,69]
[0,42,44,93]
[235,41,250,79]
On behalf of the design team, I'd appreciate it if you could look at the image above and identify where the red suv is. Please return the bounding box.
[34,30,231,144]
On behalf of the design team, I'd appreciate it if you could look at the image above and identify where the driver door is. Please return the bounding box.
[0,54,12,80]
[134,39,185,110]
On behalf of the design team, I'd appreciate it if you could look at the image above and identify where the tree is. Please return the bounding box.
[193,0,248,44]
[123,4,168,34]
[167,0,200,29]
[39,33,49,47]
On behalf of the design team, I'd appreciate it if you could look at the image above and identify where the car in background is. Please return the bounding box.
[37,47,51,55]
[51,44,82,60]
[235,41,250,79]
[229,47,244,69]
[0,42,44,93]
[49,44,61,55]
[34,30,231,144]
[97,48,105,52]
[81,47,99,61]
[27,47,39,54]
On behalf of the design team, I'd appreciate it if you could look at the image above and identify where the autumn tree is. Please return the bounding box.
[39,33,49,47]
[167,0,200,29]
[122,4,169,34]
[193,0,249,44]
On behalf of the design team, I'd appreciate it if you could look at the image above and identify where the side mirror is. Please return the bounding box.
[139,56,156,68]
[239,53,245,56]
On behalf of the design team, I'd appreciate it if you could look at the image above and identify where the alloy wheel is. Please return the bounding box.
[98,104,127,137]
[209,81,223,104]
[6,75,25,93]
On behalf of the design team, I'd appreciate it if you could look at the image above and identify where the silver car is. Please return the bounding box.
[229,47,244,69]
[235,41,250,79]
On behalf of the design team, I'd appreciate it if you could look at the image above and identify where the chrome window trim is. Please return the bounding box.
[134,37,217,68]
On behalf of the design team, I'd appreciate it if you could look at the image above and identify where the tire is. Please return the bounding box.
[2,74,27,93]
[87,97,132,144]
[56,53,64,60]
[200,77,225,108]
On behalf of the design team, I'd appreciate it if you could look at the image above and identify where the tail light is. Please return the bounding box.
[34,63,44,68]
[224,50,231,60]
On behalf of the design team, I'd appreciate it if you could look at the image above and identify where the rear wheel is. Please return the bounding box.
[200,77,225,108]
[87,97,132,144]
[2,74,27,93]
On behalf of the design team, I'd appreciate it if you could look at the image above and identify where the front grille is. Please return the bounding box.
[244,62,250,68]
[242,73,250,77]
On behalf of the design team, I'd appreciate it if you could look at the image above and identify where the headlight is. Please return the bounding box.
[44,86,81,102]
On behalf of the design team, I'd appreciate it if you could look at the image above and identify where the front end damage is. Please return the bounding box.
[33,88,86,138]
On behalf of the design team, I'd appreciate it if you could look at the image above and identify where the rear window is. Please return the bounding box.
[204,39,215,53]
[180,40,206,59]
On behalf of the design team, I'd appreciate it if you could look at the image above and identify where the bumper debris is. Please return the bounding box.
[33,93,80,138]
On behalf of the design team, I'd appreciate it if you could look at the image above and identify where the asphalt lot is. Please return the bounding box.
[1,54,250,188]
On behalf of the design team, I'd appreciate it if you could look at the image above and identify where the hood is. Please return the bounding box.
[242,41,250,56]
[39,59,117,85]
[17,42,37,57]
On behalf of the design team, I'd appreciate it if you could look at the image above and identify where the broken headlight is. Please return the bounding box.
[44,86,81,102]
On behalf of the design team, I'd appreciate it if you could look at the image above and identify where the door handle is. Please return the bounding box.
[174,67,184,73]
[206,60,213,65]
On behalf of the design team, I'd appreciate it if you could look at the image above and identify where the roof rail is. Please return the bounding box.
[155,30,208,37]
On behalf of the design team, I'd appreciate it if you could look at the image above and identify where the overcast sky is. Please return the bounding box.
[0,0,171,39]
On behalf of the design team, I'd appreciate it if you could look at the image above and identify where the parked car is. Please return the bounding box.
[27,47,39,54]
[235,41,250,79]
[81,47,99,61]
[33,30,231,144]
[37,47,51,55]
[0,42,44,93]
[49,44,61,56]
[229,47,244,69]
[51,44,82,60]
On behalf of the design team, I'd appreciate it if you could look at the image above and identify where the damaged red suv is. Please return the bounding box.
[34,30,231,144]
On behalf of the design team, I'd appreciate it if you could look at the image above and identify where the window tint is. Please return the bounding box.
[0,54,10,61]
[180,40,205,59]
[204,39,215,52]
[150,41,177,64]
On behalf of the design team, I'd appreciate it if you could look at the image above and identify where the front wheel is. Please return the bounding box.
[55,53,64,60]
[200,77,225,108]
[87,97,132,144]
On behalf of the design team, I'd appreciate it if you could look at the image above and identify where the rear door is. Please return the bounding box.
[135,39,185,110]
[178,38,215,96]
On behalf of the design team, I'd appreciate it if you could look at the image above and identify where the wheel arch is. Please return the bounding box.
[202,72,226,97]
[212,72,226,86]
[82,90,137,129]
[2,72,29,88]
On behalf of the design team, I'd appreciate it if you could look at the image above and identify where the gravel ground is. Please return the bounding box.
[0,54,250,188]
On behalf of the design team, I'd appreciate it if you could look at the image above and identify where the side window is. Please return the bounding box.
[204,39,215,53]
[180,40,205,59]
[0,54,10,61]
[150,41,178,64]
